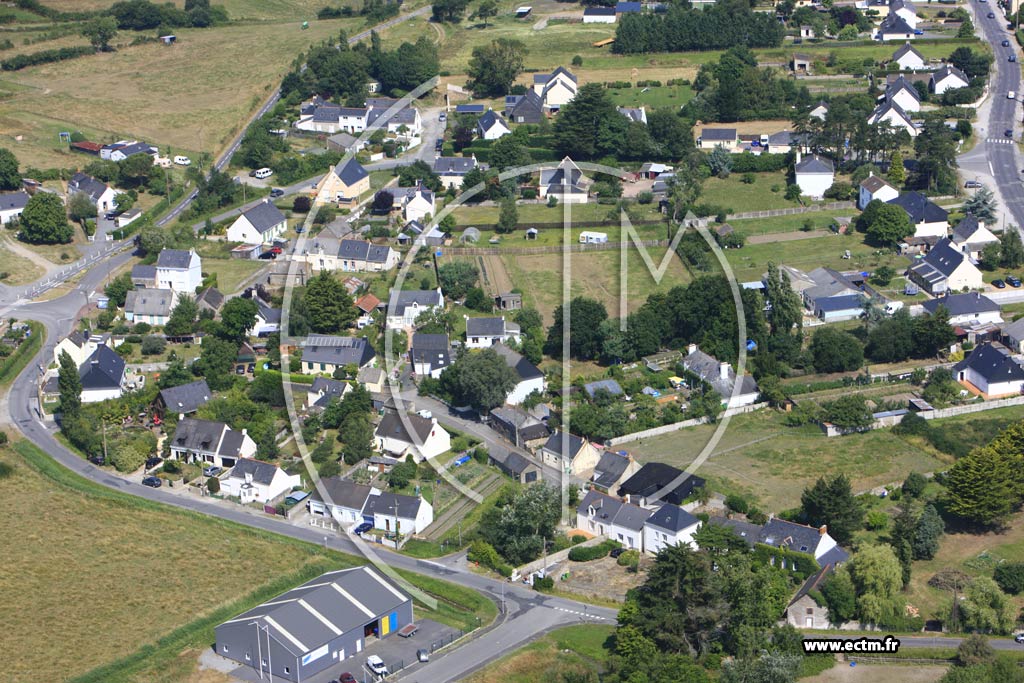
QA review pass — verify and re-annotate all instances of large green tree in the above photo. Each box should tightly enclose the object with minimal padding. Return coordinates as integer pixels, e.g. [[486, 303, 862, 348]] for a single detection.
[[0, 147, 19, 190], [866, 203, 913, 246], [20, 192, 73, 244], [339, 412, 375, 465], [846, 544, 903, 625], [544, 296, 608, 360], [218, 296, 258, 345], [164, 295, 198, 337], [68, 192, 96, 223], [103, 272, 133, 308], [437, 261, 479, 300], [809, 327, 863, 373], [439, 348, 518, 412], [466, 38, 526, 97], [58, 349, 81, 417], [495, 195, 518, 234], [553, 83, 629, 160], [193, 336, 237, 391], [960, 577, 1015, 634], [962, 187, 998, 224], [478, 484, 562, 565], [800, 474, 864, 545], [304, 273, 357, 334], [82, 15, 118, 50]]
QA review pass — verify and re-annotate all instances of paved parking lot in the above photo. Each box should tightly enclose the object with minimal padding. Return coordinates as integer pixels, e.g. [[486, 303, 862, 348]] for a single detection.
[[224, 618, 459, 683]]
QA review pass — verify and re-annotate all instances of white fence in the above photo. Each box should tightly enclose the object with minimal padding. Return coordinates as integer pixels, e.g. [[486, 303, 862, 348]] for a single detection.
[[607, 402, 768, 445]]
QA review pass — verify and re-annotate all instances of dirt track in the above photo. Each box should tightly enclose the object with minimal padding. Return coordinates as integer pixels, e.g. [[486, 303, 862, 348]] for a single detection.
[[478, 254, 514, 296]]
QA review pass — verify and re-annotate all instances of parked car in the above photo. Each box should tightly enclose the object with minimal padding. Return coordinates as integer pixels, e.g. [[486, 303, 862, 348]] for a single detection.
[[989, 11, 997, 17], [994, 279, 1007, 288], [235, 364, 246, 374], [258, 250, 277, 260], [88, 455, 105, 466], [269, 188, 284, 198], [610, 547, 626, 558], [1003, 39, 1011, 46], [269, 246, 283, 254], [965, 180, 982, 188], [434, 138, 443, 151], [338, 674, 357, 683], [913, 29, 924, 34], [1012, 55, 1018, 63], [1007, 129, 1014, 138], [1008, 275, 1022, 288], [354, 522, 373, 535], [145, 456, 163, 469], [173, 155, 191, 166], [417, 649, 429, 663], [1015, 633, 1024, 643], [142, 476, 162, 488], [366, 655, 388, 678], [203, 466, 222, 477], [247, 363, 256, 373], [438, 112, 447, 122]]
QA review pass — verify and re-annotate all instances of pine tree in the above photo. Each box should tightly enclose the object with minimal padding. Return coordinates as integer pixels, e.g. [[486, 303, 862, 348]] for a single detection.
[[913, 504, 944, 560], [1001, 229, 1024, 269], [946, 445, 1017, 526], [888, 150, 905, 187], [963, 186, 998, 223], [57, 349, 81, 418]]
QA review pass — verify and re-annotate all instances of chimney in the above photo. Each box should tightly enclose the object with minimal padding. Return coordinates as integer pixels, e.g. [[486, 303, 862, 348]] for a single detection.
[[819, 524, 828, 536], [796, 150, 802, 165], [687, 343, 697, 356], [241, 428, 248, 436], [179, 413, 185, 421], [719, 362, 729, 380]]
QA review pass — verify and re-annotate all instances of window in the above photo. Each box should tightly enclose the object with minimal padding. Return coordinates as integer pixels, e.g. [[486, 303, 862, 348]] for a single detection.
[[245, 652, 250, 661], [307, 362, 314, 370], [284, 667, 291, 674], [222, 645, 229, 653], [320, 363, 326, 371], [806, 608, 813, 615], [261, 659, 267, 667]]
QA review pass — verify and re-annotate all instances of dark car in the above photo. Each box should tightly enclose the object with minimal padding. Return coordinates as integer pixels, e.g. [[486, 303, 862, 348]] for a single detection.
[[994, 279, 1007, 288], [1007, 129, 1015, 138], [988, 11, 996, 17], [965, 180, 982, 188], [609, 547, 626, 558], [235, 365, 246, 374], [354, 522, 373, 535], [258, 251, 277, 260], [434, 138, 443, 151], [1008, 275, 1022, 287], [269, 188, 284, 198], [339, 673, 357, 683], [248, 169, 259, 177], [247, 363, 256, 373], [88, 455, 105, 466], [1003, 39, 1011, 46], [142, 476, 162, 488], [145, 456, 163, 469], [1012, 55, 1018, 63]]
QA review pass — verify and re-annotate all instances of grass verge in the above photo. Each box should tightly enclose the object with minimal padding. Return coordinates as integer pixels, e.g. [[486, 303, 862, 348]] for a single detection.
[[0, 320, 42, 386]]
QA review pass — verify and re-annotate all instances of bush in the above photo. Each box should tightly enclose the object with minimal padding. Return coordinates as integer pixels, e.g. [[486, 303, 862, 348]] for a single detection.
[[617, 549, 640, 567], [0, 430, 7, 445], [1, 45, 92, 71], [533, 575, 554, 591], [570, 534, 587, 545], [902, 471, 928, 498], [568, 540, 619, 562], [725, 494, 749, 514], [865, 509, 889, 531], [521, 188, 537, 199], [994, 562, 1024, 595], [140, 335, 167, 356], [207, 476, 220, 494], [292, 195, 311, 213]]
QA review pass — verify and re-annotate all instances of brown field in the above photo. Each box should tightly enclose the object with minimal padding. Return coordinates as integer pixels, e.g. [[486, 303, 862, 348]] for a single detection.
[[38, 0, 360, 20], [804, 663, 948, 683]]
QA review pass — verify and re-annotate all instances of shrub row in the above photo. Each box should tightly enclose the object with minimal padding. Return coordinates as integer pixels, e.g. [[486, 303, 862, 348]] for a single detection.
[[1, 45, 93, 71], [568, 539, 621, 562], [730, 152, 789, 173]]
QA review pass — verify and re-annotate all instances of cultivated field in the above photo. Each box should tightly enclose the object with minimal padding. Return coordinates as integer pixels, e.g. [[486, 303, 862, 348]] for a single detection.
[[38, 0, 360, 21]]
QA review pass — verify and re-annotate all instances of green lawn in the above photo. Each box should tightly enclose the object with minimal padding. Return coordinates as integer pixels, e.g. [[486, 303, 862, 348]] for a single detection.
[[727, 210, 857, 236], [701, 171, 801, 213], [451, 202, 661, 227], [203, 257, 266, 294], [723, 231, 904, 282], [464, 624, 613, 683], [605, 83, 694, 109]]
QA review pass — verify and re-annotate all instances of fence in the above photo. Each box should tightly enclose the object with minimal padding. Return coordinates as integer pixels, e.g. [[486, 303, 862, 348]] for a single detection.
[[384, 629, 465, 677], [607, 402, 768, 445], [924, 393, 1024, 419], [450, 219, 667, 232], [20, 240, 132, 300], [726, 201, 854, 221], [444, 240, 667, 257]]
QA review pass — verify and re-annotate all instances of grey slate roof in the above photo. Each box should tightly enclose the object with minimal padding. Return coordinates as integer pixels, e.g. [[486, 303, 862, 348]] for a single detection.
[[542, 431, 586, 458], [954, 342, 1024, 384], [309, 476, 373, 510], [506, 90, 544, 123], [334, 158, 369, 187], [0, 190, 28, 211], [892, 41, 924, 62], [887, 192, 948, 224], [860, 174, 895, 193], [240, 201, 286, 235], [682, 346, 759, 401], [113, 141, 155, 157], [951, 214, 995, 244], [646, 503, 700, 533], [617, 462, 706, 506], [433, 156, 477, 175], [375, 412, 435, 446], [886, 75, 921, 103], [310, 377, 349, 407], [805, 267, 859, 302], [869, 98, 915, 128], [476, 110, 508, 134], [158, 379, 212, 414], [577, 489, 651, 531], [489, 447, 534, 476], [922, 292, 999, 317], [338, 239, 392, 263], [156, 248, 192, 269], [910, 238, 967, 283], [227, 457, 281, 486], [584, 6, 616, 15], [125, 288, 175, 317], [312, 104, 342, 122], [583, 379, 624, 398], [701, 128, 738, 141], [68, 172, 109, 202], [172, 417, 246, 457], [363, 491, 425, 519], [815, 294, 864, 313], [795, 155, 834, 174], [492, 342, 543, 381], [221, 566, 410, 657], [466, 317, 506, 337], [255, 298, 281, 324], [302, 334, 376, 367], [388, 288, 442, 317], [196, 287, 224, 311], [931, 64, 969, 87], [410, 333, 451, 374], [131, 264, 157, 282], [455, 103, 486, 114], [759, 518, 826, 555], [591, 450, 632, 489], [878, 13, 914, 34], [79, 345, 125, 390]]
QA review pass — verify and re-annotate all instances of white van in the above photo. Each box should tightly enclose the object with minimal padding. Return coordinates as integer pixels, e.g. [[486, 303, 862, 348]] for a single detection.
[[884, 301, 905, 315], [173, 155, 191, 166], [254, 167, 273, 179], [1009, 91, 1017, 100]]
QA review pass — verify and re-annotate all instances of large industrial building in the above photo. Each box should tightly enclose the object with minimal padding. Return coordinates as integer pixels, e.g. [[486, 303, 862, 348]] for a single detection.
[[214, 566, 414, 681]]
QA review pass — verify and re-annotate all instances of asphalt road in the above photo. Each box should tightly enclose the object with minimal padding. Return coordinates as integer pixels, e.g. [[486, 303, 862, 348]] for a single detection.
[[959, 4, 1024, 230]]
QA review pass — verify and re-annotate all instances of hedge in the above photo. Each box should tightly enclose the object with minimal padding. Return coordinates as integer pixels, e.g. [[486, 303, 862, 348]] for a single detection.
[[0, 321, 42, 386], [568, 539, 620, 562], [730, 152, 789, 173], [1, 45, 93, 71]]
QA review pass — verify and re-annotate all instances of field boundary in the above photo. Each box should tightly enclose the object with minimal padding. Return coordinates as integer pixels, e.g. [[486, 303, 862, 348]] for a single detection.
[[445, 240, 667, 256]]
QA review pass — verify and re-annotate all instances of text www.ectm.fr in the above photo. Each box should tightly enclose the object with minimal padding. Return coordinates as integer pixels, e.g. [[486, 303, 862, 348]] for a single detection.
[[802, 637, 901, 654]]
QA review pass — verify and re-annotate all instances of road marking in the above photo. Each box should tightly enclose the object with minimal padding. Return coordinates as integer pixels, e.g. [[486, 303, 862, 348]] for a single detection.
[[986, 138, 1016, 145], [553, 606, 608, 620]]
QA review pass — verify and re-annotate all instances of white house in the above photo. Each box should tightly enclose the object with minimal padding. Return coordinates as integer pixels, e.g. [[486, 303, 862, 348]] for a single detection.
[[1002, 318, 1024, 353], [492, 343, 546, 405], [954, 342, 1024, 397], [876, 13, 915, 41], [308, 476, 379, 526], [169, 417, 258, 469], [409, 333, 451, 378], [539, 157, 590, 204], [385, 288, 444, 329], [884, 76, 921, 113], [868, 99, 918, 137], [930, 65, 970, 95], [465, 317, 521, 349], [401, 186, 434, 224], [100, 140, 157, 162], [643, 503, 702, 555], [858, 173, 899, 210], [155, 248, 202, 293], [892, 41, 926, 70], [681, 343, 761, 408], [888, 192, 949, 238], [68, 172, 118, 213], [582, 6, 616, 22], [226, 200, 287, 246], [78, 344, 127, 403], [301, 334, 377, 375], [374, 412, 451, 462], [124, 288, 177, 326], [576, 489, 651, 552], [363, 491, 434, 535], [540, 431, 601, 477], [0, 190, 28, 224], [889, 0, 918, 29], [922, 292, 1002, 327], [306, 377, 351, 412], [908, 238, 984, 295], [249, 299, 282, 336], [476, 110, 511, 140], [794, 153, 834, 200], [220, 458, 301, 504], [532, 66, 577, 111], [432, 156, 477, 190], [53, 330, 108, 367], [952, 214, 999, 261]]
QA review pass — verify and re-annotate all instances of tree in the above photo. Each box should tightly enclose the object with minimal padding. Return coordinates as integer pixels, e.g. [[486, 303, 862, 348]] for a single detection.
[[1001, 229, 1024, 269], [553, 84, 629, 160], [439, 348, 518, 411], [847, 545, 903, 625], [887, 150, 905, 187], [82, 16, 118, 50], [496, 195, 518, 234], [902, 471, 927, 498], [707, 145, 733, 178], [800, 474, 864, 545], [464, 287, 491, 312], [765, 262, 802, 340], [478, 484, 562, 565], [545, 297, 608, 360], [957, 634, 996, 667], [820, 569, 857, 624], [371, 190, 394, 215], [0, 147, 19, 190], [489, 135, 532, 172], [872, 265, 896, 286], [866, 203, 913, 246], [914, 119, 959, 194], [293, 195, 311, 213], [810, 327, 863, 373], [218, 297, 258, 344], [164, 295, 198, 337], [104, 272, 133, 308], [475, 0, 498, 25], [823, 395, 873, 431], [431, 0, 469, 21], [339, 411, 374, 465], [67, 192, 96, 224], [466, 39, 526, 97], [437, 261, 479, 300], [247, 371, 285, 407], [20, 192, 73, 244], [945, 444, 1018, 526], [193, 336, 237, 391], [58, 349, 81, 417], [141, 335, 167, 356], [304, 273, 357, 333], [157, 359, 192, 389], [963, 187, 997, 224], [995, 562, 1024, 595], [960, 577, 1015, 634], [912, 503, 944, 560]]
